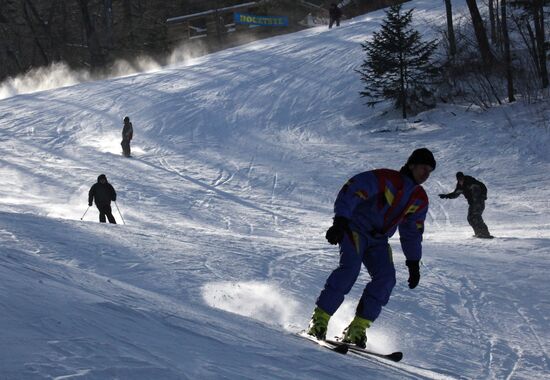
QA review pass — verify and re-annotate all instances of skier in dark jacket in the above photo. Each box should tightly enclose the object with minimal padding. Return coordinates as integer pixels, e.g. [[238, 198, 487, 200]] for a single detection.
[[307, 148, 436, 348], [88, 174, 117, 224], [121, 116, 133, 157], [439, 172, 492, 238], [328, 3, 342, 29]]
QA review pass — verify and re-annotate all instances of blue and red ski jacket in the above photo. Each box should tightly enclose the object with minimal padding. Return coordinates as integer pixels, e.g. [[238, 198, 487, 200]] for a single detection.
[[334, 169, 429, 261]]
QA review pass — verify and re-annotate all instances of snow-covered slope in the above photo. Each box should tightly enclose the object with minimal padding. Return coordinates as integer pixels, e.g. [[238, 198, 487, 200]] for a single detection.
[[1, 0, 549, 378]]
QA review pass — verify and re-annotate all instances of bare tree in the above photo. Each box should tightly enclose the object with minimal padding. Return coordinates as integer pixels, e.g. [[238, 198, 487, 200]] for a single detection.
[[465, 0, 495, 66], [501, 0, 515, 101], [76, 0, 106, 68], [510, 0, 549, 88], [531, 0, 548, 88], [495, 0, 502, 50], [22, 0, 50, 65], [444, 0, 457, 57], [488, 0, 497, 43]]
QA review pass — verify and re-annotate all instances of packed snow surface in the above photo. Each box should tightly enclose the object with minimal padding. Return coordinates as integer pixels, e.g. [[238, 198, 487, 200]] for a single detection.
[[0, 0, 549, 378]]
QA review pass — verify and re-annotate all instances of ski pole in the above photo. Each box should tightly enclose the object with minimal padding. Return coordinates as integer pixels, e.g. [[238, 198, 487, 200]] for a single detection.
[[80, 206, 90, 220], [114, 201, 126, 225]]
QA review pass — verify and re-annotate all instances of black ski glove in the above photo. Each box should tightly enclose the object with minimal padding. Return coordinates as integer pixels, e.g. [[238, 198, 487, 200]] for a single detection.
[[438, 194, 448, 199], [406, 260, 420, 289], [325, 216, 349, 245]]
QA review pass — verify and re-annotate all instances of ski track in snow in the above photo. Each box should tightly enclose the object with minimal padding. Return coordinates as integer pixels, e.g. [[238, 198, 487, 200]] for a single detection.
[[1, 0, 550, 378]]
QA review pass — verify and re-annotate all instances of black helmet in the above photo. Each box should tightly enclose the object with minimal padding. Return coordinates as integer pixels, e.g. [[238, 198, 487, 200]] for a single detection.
[[406, 148, 436, 170], [456, 171, 464, 179], [97, 174, 107, 182], [124, 116, 130, 123]]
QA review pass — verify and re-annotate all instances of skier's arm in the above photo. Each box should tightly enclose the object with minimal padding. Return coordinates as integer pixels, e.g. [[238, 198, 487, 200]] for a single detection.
[[88, 186, 94, 206], [333, 171, 379, 219], [439, 182, 462, 199], [398, 201, 428, 261], [110, 185, 117, 202], [399, 194, 428, 289]]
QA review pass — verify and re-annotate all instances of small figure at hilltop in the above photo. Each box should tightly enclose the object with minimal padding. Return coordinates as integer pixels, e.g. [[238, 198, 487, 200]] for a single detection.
[[329, 3, 342, 29], [88, 174, 117, 224]]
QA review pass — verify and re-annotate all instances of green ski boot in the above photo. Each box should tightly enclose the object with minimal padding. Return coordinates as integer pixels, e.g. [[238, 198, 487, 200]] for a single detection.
[[341, 315, 371, 348], [307, 307, 331, 340]]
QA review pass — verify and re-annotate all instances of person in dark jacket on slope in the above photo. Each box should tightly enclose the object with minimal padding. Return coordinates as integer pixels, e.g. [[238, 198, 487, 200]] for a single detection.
[[439, 172, 492, 238], [88, 174, 117, 224], [328, 3, 342, 29], [307, 148, 436, 348], [121, 116, 133, 157]]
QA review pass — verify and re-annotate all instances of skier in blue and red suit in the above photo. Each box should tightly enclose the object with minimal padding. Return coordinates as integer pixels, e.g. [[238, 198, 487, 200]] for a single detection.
[[307, 148, 436, 348]]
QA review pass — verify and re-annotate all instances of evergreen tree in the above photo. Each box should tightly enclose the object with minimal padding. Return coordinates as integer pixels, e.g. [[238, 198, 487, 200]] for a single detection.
[[358, 4, 438, 118]]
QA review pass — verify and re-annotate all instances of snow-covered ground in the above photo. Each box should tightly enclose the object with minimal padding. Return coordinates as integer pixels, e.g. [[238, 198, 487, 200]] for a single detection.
[[1, 1, 549, 378]]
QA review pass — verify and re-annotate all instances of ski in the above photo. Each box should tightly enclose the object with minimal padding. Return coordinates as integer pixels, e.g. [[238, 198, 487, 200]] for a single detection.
[[297, 332, 349, 354], [325, 339, 403, 362]]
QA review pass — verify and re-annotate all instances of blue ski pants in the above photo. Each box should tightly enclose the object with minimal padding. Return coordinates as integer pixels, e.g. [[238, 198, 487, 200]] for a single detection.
[[316, 230, 396, 322]]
